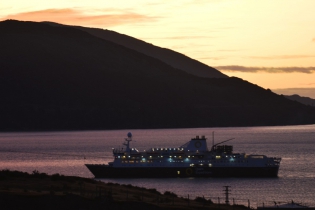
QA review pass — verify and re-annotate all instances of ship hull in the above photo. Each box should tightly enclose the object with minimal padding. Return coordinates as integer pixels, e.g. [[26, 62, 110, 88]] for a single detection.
[[85, 164, 279, 178]]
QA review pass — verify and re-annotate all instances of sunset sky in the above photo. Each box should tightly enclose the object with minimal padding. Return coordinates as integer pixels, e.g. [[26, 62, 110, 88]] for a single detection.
[[1, 0, 315, 98]]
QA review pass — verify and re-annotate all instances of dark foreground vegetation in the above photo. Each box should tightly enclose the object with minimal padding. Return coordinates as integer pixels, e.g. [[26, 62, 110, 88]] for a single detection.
[[0, 170, 248, 210]]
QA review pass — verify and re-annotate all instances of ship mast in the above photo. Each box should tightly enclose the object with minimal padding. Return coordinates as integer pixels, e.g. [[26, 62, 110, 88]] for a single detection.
[[123, 132, 133, 153], [212, 131, 214, 150]]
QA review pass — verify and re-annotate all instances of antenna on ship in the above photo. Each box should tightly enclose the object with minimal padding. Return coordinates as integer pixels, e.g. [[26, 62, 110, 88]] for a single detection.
[[212, 131, 214, 150], [124, 132, 133, 153], [127, 132, 132, 139]]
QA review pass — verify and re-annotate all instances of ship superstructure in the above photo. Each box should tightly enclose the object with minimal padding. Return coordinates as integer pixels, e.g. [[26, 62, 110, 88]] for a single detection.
[[85, 133, 281, 178]]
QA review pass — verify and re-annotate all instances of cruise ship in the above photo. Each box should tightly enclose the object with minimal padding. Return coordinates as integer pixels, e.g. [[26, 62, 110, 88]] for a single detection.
[[85, 133, 281, 178]]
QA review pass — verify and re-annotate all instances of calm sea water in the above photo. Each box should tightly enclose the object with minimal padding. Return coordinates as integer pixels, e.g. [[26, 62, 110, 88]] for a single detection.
[[1, 125, 315, 207]]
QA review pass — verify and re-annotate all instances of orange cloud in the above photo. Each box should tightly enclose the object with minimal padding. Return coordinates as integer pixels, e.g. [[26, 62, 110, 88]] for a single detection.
[[141, 36, 215, 40], [299, 82, 315, 86], [248, 55, 315, 60], [199, 56, 226, 60], [313, 38, 315, 42], [0, 8, 157, 27], [215, 65, 315, 73]]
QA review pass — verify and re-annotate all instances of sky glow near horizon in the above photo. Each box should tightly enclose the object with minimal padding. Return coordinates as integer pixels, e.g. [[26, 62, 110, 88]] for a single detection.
[[1, 0, 315, 97]]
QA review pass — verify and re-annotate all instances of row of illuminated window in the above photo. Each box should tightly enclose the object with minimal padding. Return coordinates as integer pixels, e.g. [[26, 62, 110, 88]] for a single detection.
[[115, 156, 249, 162], [120, 160, 154, 164], [150, 148, 184, 152], [212, 160, 249, 163], [115, 155, 185, 159]]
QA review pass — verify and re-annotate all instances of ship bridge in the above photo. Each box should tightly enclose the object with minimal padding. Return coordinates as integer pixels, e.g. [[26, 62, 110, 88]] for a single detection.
[[180, 135, 208, 152]]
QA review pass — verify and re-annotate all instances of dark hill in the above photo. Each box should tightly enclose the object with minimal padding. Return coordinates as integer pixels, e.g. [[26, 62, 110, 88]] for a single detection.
[[285, 94, 315, 106], [1, 20, 315, 131], [42, 21, 227, 79]]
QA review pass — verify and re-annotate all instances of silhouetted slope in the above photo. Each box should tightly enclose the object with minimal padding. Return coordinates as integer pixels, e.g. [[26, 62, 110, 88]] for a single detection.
[[285, 95, 315, 106], [43, 21, 227, 79], [1, 20, 315, 131]]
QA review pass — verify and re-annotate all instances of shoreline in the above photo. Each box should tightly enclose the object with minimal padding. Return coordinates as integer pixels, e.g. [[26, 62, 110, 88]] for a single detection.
[[1, 123, 315, 133], [0, 170, 248, 210]]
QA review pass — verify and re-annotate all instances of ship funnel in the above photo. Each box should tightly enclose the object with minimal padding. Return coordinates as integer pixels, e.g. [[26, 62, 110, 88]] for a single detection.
[[182, 135, 208, 152]]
